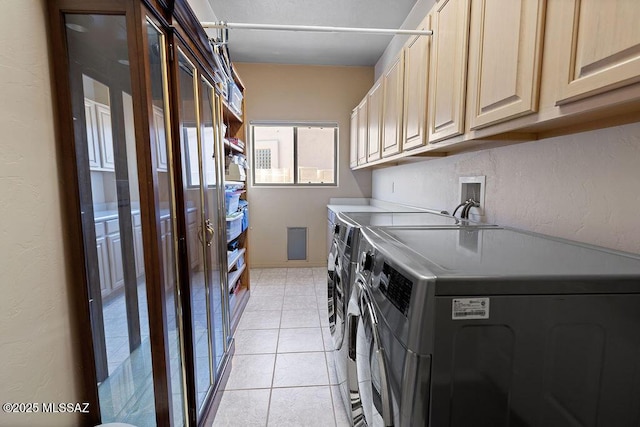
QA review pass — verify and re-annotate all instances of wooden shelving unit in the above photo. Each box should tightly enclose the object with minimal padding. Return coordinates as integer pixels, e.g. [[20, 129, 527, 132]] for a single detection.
[[221, 68, 250, 332]]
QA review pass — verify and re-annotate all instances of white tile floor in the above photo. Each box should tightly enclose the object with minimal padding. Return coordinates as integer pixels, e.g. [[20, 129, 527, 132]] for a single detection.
[[212, 267, 351, 427]]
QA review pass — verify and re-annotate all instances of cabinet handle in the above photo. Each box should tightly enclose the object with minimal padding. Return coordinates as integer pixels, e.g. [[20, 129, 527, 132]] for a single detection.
[[205, 218, 215, 246]]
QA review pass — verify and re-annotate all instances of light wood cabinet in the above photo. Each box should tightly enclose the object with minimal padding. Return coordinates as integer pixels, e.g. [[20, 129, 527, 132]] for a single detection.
[[367, 78, 384, 162], [555, 0, 640, 104], [427, 0, 470, 143], [357, 98, 368, 165], [467, 0, 545, 129], [402, 15, 431, 152], [350, 108, 358, 168], [382, 52, 405, 157]]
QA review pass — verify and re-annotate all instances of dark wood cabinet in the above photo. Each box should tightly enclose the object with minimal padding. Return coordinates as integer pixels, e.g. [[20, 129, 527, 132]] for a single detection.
[[47, 0, 246, 425]]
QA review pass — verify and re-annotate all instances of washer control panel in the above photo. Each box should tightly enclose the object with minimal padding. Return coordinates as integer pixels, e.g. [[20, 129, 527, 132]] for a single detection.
[[379, 262, 413, 317]]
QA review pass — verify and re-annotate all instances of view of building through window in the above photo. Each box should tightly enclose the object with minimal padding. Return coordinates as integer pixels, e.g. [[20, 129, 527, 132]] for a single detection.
[[252, 123, 337, 185]]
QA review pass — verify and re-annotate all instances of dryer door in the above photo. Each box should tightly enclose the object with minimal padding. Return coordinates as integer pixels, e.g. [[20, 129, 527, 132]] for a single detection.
[[328, 239, 345, 349], [349, 278, 394, 427]]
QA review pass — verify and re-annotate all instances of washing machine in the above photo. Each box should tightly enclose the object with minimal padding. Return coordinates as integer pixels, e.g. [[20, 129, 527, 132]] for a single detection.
[[327, 210, 492, 423], [348, 225, 640, 426]]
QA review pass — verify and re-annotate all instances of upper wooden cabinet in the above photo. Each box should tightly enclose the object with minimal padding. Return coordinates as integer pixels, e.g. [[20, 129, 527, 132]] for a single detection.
[[350, 108, 358, 168], [403, 15, 431, 151], [466, 0, 546, 129], [367, 78, 384, 162], [555, 0, 640, 105], [428, 0, 471, 143], [357, 98, 368, 165], [382, 52, 405, 157]]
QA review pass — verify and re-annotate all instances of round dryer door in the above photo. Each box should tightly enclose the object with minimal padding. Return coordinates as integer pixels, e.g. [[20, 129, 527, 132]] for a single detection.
[[350, 279, 394, 427], [327, 240, 345, 349]]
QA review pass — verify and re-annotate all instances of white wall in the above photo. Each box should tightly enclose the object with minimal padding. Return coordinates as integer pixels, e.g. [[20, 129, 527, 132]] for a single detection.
[[0, 1, 82, 426], [373, 123, 640, 254], [235, 63, 374, 267]]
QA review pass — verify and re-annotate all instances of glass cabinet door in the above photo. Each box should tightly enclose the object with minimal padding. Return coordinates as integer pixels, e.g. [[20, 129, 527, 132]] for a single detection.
[[176, 48, 227, 420], [64, 13, 156, 425], [200, 78, 228, 379], [144, 17, 186, 426]]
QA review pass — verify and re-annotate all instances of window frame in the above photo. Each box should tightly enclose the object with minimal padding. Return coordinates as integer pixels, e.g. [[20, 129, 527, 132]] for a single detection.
[[250, 121, 339, 187]]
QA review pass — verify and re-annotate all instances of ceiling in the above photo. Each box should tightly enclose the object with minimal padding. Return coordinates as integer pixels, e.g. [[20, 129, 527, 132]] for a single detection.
[[207, 0, 419, 66]]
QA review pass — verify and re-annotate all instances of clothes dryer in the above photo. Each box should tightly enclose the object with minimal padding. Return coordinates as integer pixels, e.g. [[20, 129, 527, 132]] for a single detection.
[[348, 226, 640, 426]]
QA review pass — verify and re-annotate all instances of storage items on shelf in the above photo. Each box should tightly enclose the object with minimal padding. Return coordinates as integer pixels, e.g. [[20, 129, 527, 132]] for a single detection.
[[225, 190, 242, 215], [226, 211, 244, 242]]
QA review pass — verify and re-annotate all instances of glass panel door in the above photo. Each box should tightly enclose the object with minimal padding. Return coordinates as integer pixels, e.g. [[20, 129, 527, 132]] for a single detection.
[[145, 18, 185, 426], [176, 50, 212, 413], [64, 13, 156, 425], [176, 49, 227, 419], [200, 79, 227, 377]]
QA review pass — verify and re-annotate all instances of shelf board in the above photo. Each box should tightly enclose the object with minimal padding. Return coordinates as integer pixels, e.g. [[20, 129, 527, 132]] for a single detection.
[[222, 99, 242, 123], [227, 248, 246, 272], [225, 180, 246, 185], [228, 263, 246, 292]]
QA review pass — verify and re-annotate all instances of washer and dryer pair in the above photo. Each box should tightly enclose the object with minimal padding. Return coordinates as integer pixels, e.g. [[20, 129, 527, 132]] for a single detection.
[[326, 210, 486, 426], [346, 225, 640, 427]]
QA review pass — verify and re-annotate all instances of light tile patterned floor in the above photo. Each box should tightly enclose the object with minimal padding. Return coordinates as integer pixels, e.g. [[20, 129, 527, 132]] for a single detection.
[[212, 267, 351, 427]]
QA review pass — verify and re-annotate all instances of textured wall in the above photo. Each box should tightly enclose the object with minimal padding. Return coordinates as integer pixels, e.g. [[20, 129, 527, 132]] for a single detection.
[[372, 122, 640, 255], [234, 63, 373, 267], [0, 1, 82, 426]]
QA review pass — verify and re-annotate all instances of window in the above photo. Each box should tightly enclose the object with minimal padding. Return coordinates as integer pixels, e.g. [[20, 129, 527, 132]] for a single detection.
[[251, 123, 338, 186]]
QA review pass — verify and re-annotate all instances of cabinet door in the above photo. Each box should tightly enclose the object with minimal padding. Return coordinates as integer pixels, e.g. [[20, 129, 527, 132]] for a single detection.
[[350, 108, 358, 168], [382, 52, 405, 157], [96, 104, 115, 170], [403, 16, 431, 151], [107, 233, 124, 291], [428, 0, 471, 143], [367, 78, 383, 162], [357, 98, 368, 165], [153, 105, 168, 171], [555, 0, 640, 104], [84, 99, 101, 169], [96, 236, 111, 297], [467, 0, 545, 129]]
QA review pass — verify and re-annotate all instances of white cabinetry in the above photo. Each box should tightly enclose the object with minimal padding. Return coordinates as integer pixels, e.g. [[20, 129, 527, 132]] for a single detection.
[[95, 222, 112, 298], [153, 105, 168, 171], [85, 98, 115, 171], [85, 99, 101, 169], [105, 219, 124, 292]]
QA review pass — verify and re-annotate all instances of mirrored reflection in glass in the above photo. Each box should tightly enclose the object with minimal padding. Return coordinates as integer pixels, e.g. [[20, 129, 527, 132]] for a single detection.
[[65, 13, 156, 425], [146, 19, 185, 426]]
